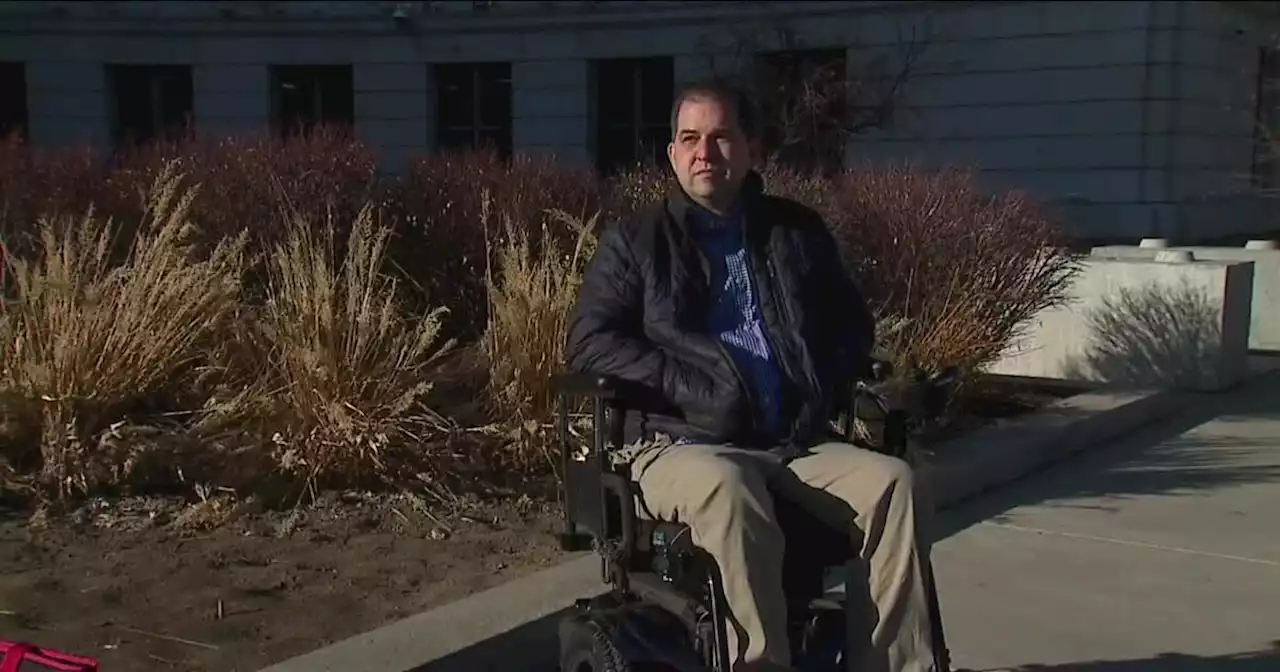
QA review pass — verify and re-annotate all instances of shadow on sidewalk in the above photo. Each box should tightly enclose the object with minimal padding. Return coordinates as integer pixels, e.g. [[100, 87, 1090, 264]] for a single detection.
[[934, 371, 1280, 542], [989, 640, 1280, 671]]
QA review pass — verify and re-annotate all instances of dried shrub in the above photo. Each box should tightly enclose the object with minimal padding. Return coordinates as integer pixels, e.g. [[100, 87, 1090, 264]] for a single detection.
[[222, 204, 456, 492], [0, 165, 246, 500], [0, 129, 377, 286], [105, 127, 377, 248], [0, 134, 1079, 503], [0, 135, 105, 256], [796, 163, 1078, 374], [390, 150, 605, 335], [603, 163, 671, 216], [482, 197, 598, 472]]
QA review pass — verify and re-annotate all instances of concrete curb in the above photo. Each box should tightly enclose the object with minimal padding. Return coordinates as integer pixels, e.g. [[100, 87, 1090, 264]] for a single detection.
[[260, 385, 1190, 672], [920, 386, 1189, 507]]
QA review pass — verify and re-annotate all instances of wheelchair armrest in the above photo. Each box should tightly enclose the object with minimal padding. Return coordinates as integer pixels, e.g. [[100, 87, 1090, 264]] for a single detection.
[[553, 371, 665, 413], [553, 371, 624, 399]]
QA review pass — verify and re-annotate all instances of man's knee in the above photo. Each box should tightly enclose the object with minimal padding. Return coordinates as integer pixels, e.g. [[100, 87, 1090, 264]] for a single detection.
[[637, 446, 775, 522], [846, 447, 915, 498], [681, 453, 772, 516], [878, 454, 915, 496], [795, 443, 921, 516]]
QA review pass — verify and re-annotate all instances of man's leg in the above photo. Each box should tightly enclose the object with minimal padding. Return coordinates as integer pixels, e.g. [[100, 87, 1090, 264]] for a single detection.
[[774, 442, 936, 672], [628, 441, 793, 671]]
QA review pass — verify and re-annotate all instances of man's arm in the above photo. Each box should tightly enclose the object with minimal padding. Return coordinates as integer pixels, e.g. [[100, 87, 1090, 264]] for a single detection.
[[806, 214, 877, 380], [565, 222, 727, 417], [565, 222, 669, 388]]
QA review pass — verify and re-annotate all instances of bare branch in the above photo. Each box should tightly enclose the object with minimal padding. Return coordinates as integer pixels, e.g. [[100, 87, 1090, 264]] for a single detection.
[[695, 17, 932, 173]]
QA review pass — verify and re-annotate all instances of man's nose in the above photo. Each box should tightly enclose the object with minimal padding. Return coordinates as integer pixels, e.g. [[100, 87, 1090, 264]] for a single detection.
[[694, 136, 716, 161]]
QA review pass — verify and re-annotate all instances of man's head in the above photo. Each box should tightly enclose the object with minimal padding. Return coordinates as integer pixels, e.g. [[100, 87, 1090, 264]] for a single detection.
[[667, 80, 761, 215]]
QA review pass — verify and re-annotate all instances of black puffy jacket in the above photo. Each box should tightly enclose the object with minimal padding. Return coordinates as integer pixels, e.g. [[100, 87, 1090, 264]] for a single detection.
[[565, 171, 876, 449]]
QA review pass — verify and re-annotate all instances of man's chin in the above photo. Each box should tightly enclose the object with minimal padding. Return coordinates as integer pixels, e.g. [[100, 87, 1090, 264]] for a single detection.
[[688, 178, 724, 197]]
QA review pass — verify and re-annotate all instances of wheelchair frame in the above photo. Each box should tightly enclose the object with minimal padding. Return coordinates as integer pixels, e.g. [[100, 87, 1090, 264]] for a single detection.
[[553, 366, 954, 672]]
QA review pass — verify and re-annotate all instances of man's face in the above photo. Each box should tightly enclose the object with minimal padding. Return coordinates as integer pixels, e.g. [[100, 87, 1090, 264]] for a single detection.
[[667, 94, 756, 213]]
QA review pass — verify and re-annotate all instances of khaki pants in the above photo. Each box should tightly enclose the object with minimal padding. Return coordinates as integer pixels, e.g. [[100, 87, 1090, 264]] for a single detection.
[[625, 439, 936, 672]]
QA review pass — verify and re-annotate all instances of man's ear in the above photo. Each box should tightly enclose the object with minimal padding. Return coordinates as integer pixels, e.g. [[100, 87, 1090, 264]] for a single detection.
[[667, 141, 677, 170]]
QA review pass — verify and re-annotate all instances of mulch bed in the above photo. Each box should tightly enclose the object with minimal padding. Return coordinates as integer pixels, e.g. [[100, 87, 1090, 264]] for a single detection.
[[0, 491, 568, 672], [0, 375, 1081, 672]]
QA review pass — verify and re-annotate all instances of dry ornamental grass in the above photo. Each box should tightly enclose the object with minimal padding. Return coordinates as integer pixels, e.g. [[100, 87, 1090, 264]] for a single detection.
[[0, 134, 1079, 507]]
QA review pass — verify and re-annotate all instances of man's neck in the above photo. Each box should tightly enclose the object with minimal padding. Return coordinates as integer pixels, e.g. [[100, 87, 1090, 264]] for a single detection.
[[689, 192, 740, 219]]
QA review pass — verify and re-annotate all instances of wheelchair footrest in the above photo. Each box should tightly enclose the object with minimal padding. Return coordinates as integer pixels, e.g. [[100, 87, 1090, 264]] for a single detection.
[[807, 597, 844, 611]]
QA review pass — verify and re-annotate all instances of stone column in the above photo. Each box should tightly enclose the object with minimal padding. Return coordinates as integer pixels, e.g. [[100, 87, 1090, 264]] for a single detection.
[[512, 59, 590, 163], [192, 64, 270, 140], [354, 63, 431, 174]]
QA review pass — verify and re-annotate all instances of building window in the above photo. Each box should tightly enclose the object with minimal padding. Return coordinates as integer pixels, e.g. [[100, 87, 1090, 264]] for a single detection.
[[107, 64, 194, 147], [0, 63, 27, 140], [594, 57, 673, 174], [756, 48, 848, 172], [269, 65, 355, 136], [1252, 47, 1279, 190], [435, 62, 512, 157]]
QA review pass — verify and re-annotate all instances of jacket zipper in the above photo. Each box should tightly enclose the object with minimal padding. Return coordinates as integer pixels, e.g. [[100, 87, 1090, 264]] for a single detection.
[[744, 224, 808, 444], [765, 255, 816, 441], [750, 253, 797, 441]]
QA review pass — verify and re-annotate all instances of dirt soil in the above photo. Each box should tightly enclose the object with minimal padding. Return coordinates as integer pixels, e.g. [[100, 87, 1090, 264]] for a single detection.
[[0, 377, 1078, 672], [0, 491, 568, 672]]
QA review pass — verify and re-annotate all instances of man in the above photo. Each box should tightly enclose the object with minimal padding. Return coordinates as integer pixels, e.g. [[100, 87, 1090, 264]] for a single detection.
[[566, 79, 937, 672]]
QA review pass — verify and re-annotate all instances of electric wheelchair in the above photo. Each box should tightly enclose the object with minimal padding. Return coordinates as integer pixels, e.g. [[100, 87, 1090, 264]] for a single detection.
[[553, 360, 959, 672]]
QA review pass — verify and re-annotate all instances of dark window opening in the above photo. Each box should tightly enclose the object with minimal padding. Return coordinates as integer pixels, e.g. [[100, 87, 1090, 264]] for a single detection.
[[0, 63, 27, 141], [435, 62, 513, 158], [270, 64, 355, 137], [594, 57, 673, 175], [108, 64, 194, 148]]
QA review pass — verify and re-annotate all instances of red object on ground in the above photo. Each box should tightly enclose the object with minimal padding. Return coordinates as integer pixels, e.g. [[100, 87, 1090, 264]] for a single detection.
[[0, 641, 100, 672]]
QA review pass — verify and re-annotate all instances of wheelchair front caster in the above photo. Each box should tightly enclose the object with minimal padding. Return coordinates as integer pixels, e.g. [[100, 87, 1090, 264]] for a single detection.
[[561, 619, 634, 672], [559, 596, 703, 672]]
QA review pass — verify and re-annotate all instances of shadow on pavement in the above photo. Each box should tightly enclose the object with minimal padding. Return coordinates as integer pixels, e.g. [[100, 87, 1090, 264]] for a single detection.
[[409, 610, 562, 671], [989, 640, 1280, 671], [934, 371, 1280, 542]]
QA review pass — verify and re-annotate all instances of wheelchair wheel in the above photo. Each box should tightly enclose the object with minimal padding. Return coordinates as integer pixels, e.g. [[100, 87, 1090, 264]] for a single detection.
[[561, 619, 632, 672], [561, 620, 680, 672]]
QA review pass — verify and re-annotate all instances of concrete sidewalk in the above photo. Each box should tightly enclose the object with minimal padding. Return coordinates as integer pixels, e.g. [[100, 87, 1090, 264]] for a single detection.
[[931, 371, 1280, 671]]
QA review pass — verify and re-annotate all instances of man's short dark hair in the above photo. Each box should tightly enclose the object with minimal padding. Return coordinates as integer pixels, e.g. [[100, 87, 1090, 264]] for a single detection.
[[669, 78, 760, 141]]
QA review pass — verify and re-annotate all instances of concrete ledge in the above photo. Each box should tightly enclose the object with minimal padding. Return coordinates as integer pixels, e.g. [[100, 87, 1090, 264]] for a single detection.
[[260, 386, 1190, 672], [986, 256, 1255, 391], [1091, 244, 1280, 352], [919, 387, 1187, 507]]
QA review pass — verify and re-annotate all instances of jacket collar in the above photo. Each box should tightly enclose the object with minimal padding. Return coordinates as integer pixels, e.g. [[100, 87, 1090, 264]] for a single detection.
[[665, 169, 765, 229]]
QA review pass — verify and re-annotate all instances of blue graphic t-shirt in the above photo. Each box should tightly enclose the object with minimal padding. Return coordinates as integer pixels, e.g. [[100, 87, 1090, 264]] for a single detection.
[[688, 208, 786, 443]]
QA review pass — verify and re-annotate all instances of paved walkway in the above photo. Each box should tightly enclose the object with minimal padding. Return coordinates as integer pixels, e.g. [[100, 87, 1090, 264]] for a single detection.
[[932, 371, 1280, 671]]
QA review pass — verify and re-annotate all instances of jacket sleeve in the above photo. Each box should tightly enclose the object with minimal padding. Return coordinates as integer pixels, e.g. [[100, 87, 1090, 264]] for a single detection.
[[807, 214, 877, 380], [565, 222, 728, 418]]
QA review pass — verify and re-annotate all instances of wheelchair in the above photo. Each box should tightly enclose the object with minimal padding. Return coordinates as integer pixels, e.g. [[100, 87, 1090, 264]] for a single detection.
[[552, 361, 958, 672]]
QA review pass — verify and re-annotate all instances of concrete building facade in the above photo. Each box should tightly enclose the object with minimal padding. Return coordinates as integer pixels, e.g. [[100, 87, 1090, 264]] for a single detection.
[[0, 0, 1277, 240]]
